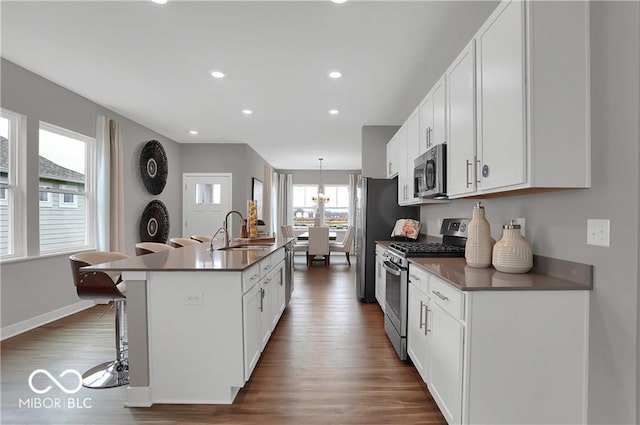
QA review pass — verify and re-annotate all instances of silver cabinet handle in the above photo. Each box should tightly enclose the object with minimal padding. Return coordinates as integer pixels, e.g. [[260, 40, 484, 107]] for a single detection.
[[259, 287, 264, 312], [409, 273, 421, 282], [250, 273, 259, 281], [476, 159, 481, 184], [428, 127, 432, 147], [264, 278, 272, 284], [432, 290, 449, 301], [425, 307, 431, 335], [264, 264, 272, 271], [466, 160, 472, 188], [388, 162, 392, 175], [419, 300, 426, 329]]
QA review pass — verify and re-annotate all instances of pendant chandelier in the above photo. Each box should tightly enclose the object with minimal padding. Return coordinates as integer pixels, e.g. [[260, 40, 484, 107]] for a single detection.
[[312, 157, 330, 203]]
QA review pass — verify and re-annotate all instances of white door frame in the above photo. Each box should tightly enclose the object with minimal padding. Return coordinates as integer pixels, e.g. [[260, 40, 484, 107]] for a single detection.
[[182, 173, 233, 237]]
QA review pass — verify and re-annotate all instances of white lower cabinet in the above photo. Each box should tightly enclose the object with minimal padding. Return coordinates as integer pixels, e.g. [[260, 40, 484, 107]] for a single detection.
[[242, 249, 286, 381], [428, 301, 464, 425], [242, 283, 261, 380], [407, 263, 589, 424], [375, 245, 387, 310], [407, 282, 429, 382]]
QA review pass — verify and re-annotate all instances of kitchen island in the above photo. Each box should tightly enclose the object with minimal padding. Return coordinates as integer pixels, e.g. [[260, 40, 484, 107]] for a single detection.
[[85, 237, 294, 407]]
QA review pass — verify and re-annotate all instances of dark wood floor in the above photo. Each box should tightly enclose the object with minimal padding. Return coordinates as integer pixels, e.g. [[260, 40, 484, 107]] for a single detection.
[[1, 256, 446, 425]]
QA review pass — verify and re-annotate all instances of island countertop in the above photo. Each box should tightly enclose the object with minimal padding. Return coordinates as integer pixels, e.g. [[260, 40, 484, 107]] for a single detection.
[[84, 236, 294, 272]]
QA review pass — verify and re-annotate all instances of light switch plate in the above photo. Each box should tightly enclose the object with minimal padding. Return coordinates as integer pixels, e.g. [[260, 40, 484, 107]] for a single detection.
[[587, 219, 610, 247]]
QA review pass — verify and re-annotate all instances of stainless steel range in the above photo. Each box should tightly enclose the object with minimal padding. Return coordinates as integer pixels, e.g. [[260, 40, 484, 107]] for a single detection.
[[383, 218, 468, 361]]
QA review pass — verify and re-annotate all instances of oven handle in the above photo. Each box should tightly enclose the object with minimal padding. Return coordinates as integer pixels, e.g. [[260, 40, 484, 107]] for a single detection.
[[383, 260, 403, 276]]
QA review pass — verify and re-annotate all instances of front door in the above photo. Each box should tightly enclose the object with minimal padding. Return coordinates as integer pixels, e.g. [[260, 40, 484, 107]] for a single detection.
[[183, 173, 232, 238]]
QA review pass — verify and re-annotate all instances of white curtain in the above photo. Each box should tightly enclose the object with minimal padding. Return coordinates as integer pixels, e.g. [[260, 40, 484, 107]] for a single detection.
[[95, 115, 125, 253], [271, 170, 279, 235], [277, 173, 293, 233], [348, 173, 360, 228], [263, 164, 273, 235]]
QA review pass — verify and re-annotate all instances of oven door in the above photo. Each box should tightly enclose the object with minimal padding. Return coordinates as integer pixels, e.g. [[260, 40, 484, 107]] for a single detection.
[[383, 260, 407, 338]]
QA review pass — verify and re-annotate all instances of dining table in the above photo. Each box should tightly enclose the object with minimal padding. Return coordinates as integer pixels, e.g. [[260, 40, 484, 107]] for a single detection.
[[297, 231, 338, 241]]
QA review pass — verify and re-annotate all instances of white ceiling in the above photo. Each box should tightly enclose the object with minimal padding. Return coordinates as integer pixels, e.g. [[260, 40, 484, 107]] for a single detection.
[[1, 0, 498, 170]]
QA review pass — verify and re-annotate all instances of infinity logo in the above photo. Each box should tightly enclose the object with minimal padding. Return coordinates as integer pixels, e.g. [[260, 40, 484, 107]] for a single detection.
[[28, 369, 83, 395]]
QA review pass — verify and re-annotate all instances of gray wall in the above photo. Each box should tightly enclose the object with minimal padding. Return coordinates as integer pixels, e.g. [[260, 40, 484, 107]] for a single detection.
[[1, 59, 182, 328], [418, 3, 639, 422], [361, 126, 399, 178], [180, 143, 271, 235]]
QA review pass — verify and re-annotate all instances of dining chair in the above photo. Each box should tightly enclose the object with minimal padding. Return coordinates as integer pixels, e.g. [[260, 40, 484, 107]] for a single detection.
[[307, 226, 330, 268], [282, 225, 308, 253], [135, 242, 174, 256], [69, 251, 130, 388], [169, 237, 202, 248], [330, 226, 354, 266]]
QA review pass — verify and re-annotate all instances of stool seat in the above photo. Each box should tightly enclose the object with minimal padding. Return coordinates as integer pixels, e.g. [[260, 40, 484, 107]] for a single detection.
[[135, 242, 173, 256], [70, 251, 130, 388]]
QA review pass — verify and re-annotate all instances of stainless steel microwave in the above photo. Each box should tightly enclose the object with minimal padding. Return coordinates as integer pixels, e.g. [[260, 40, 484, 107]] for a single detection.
[[414, 143, 447, 199]]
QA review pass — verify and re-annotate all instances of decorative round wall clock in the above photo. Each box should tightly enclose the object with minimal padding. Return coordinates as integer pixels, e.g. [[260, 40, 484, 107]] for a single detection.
[[139, 140, 168, 195], [139, 200, 170, 243]]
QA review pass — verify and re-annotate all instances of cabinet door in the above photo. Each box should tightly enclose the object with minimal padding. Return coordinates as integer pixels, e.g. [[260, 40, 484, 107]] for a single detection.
[[386, 135, 399, 178], [447, 40, 476, 198], [270, 264, 286, 329], [428, 302, 464, 425], [405, 110, 420, 204], [259, 280, 272, 351], [396, 125, 410, 205], [407, 283, 429, 382], [432, 78, 446, 147], [476, 0, 526, 191], [375, 254, 386, 311], [419, 94, 433, 155], [242, 285, 261, 381]]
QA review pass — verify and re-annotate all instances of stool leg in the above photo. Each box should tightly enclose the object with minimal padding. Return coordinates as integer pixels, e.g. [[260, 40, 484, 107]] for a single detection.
[[81, 299, 129, 389]]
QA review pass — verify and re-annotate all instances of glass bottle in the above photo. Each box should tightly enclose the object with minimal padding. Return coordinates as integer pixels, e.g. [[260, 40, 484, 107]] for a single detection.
[[465, 201, 492, 268]]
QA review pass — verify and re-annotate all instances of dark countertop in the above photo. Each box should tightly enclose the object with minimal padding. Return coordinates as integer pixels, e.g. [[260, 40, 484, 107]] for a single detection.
[[84, 237, 294, 272], [376, 239, 592, 291]]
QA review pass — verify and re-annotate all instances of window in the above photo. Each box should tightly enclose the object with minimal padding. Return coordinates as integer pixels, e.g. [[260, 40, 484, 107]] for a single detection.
[[292, 184, 318, 227], [323, 185, 350, 228], [59, 184, 79, 208], [39, 122, 94, 253], [195, 183, 221, 205], [39, 184, 53, 207], [0, 109, 25, 258]]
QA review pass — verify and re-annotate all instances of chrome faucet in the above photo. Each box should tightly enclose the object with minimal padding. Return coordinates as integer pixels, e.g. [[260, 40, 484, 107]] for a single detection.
[[208, 227, 227, 251], [223, 210, 245, 247]]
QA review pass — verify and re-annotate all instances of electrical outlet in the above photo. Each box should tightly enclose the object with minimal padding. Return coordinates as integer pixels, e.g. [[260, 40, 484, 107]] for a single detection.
[[185, 293, 204, 305], [515, 218, 526, 237], [587, 219, 610, 247]]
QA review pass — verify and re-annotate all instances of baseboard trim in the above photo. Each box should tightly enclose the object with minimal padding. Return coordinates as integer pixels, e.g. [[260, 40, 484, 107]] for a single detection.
[[1, 300, 95, 341]]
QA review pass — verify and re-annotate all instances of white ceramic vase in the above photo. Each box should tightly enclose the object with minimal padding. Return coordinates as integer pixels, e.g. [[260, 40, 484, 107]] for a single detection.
[[492, 220, 533, 273], [465, 202, 493, 268]]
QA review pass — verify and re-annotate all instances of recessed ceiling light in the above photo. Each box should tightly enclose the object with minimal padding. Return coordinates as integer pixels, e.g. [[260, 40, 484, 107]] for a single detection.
[[329, 109, 340, 115], [211, 71, 226, 79], [242, 109, 253, 115], [329, 71, 342, 79], [189, 130, 198, 135], [151, 0, 168, 4], [331, 0, 348, 4]]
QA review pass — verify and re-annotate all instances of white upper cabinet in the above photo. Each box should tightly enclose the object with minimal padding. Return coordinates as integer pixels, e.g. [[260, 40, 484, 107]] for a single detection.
[[386, 133, 399, 178], [447, 40, 477, 198], [464, 0, 590, 197], [419, 77, 447, 156], [475, 0, 526, 192]]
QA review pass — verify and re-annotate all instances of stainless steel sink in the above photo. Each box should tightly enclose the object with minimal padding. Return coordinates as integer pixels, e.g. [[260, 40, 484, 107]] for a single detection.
[[217, 244, 273, 251]]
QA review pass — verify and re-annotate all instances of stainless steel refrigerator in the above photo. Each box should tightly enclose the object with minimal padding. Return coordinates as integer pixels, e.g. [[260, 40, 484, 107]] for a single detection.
[[354, 177, 419, 302]]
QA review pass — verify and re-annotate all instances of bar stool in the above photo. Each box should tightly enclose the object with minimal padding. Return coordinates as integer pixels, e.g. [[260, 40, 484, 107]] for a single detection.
[[135, 242, 173, 256], [169, 237, 201, 248], [69, 251, 129, 388]]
